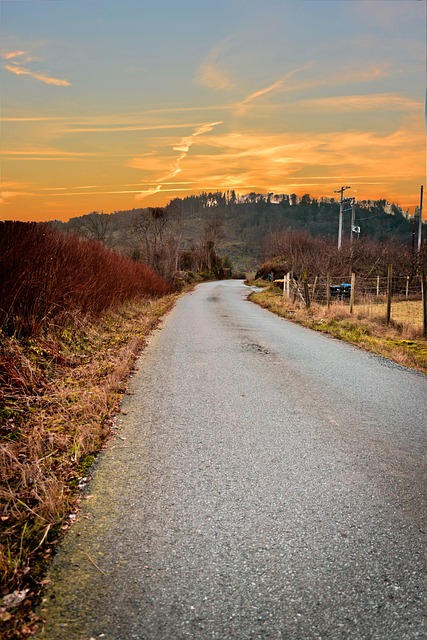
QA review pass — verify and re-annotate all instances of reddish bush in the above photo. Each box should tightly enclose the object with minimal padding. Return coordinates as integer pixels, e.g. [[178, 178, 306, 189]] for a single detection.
[[258, 230, 418, 279], [0, 221, 172, 336]]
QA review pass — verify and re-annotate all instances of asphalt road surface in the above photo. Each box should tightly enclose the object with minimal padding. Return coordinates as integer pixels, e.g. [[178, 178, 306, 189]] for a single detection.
[[40, 280, 426, 640]]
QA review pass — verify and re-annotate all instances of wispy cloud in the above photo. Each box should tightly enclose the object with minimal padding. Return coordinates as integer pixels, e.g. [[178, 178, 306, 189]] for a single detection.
[[62, 122, 214, 133], [238, 77, 287, 109], [2, 149, 109, 161], [279, 64, 391, 95], [2, 50, 70, 87], [236, 62, 392, 114], [4, 63, 71, 87], [126, 118, 424, 206], [295, 93, 422, 112], [195, 39, 234, 91], [2, 50, 27, 60], [37, 187, 68, 191], [2, 182, 156, 204], [0, 179, 35, 205], [2, 116, 70, 122], [132, 121, 223, 200], [236, 63, 313, 113], [2, 108, 234, 127], [35, 189, 150, 197]]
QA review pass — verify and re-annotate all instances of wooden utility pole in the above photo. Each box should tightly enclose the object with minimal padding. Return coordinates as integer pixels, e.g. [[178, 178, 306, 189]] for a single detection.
[[417, 185, 424, 253], [334, 186, 351, 250]]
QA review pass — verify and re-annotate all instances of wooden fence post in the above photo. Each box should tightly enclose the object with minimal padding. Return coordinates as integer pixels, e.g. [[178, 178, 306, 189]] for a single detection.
[[312, 275, 318, 300], [349, 272, 356, 314], [422, 271, 427, 339], [376, 276, 380, 296], [303, 271, 310, 308], [406, 275, 410, 298], [327, 274, 331, 308], [386, 264, 393, 325]]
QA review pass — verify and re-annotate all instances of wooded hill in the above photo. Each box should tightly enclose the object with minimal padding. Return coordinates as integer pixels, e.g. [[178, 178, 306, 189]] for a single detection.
[[54, 192, 423, 274]]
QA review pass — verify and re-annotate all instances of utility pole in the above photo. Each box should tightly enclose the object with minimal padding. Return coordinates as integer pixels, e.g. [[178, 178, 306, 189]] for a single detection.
[[334, 186, 351, 250], [349, 198, 358, 274], [417, 185, 424, 253], [350, 197, 355, 243]]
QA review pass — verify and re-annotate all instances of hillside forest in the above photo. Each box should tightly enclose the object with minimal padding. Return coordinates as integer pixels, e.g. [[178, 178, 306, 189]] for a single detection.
[[54, 191, 426, 280]]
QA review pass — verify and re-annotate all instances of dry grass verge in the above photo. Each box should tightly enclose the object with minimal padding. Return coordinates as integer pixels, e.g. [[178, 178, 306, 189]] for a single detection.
[[0, 294, 176, 638], [250, 286, 427, 375]]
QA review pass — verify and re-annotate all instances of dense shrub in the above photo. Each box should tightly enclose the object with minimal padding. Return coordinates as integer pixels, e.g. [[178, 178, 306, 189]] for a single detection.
[[0, 222, 172, 336]]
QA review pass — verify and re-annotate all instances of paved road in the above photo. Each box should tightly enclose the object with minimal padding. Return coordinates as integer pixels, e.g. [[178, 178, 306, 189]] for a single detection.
[[40, 280, 426, 640]]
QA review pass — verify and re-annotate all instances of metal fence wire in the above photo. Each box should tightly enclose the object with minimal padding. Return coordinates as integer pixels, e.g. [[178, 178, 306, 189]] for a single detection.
[[310, 275, 422, 303], [280, 271, 427, 336]]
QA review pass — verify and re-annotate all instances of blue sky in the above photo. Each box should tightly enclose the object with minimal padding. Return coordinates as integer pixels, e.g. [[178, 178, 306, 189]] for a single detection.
[[1, 0, 425, 220]]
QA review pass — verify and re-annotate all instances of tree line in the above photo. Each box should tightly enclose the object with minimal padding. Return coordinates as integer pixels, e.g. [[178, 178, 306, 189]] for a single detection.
[[54, 191, 424, 276], [174, 191, 416, 244]]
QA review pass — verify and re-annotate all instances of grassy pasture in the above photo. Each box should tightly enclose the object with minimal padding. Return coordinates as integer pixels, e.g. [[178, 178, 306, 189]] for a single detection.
[[354, 299, 423, 330]]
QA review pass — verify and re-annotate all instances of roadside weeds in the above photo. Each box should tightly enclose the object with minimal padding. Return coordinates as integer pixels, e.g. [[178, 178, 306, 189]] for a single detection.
[[0, 294, 176, 638]]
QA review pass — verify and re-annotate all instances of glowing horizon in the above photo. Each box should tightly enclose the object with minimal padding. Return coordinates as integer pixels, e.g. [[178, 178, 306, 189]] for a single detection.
[[1, 0, 425, 222]]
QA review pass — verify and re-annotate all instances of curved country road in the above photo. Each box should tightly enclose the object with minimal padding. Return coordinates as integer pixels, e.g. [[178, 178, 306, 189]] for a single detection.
[[40, 280, 426, 639]]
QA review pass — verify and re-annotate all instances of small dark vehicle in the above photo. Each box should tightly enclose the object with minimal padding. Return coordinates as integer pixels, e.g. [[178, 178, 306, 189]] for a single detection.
[[330, 283, 351, 299]]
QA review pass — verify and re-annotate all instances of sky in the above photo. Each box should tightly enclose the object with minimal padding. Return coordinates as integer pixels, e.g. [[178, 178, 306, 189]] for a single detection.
[[0, 0, 426, 222]]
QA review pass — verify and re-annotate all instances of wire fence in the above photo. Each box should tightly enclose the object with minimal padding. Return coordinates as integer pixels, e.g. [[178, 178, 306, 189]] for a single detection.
[[309, 275, 422, 303], [280, 270, 427, 337]]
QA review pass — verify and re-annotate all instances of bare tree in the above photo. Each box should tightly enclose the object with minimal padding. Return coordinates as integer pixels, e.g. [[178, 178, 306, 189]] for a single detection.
[[199, 216, 225, 273], [68, 211, 118, 247], [129, 206, 181, 278]]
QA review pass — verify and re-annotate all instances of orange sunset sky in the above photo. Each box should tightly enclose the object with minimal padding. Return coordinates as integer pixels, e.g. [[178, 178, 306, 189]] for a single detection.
[[1, 0, 426, 222]]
